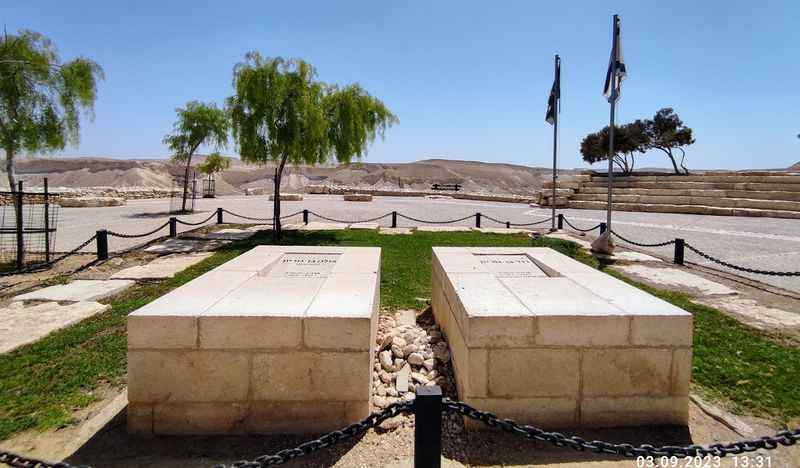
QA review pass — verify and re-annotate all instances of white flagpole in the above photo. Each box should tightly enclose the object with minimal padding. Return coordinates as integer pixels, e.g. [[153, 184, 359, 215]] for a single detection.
[[551, 54, 559, 231]]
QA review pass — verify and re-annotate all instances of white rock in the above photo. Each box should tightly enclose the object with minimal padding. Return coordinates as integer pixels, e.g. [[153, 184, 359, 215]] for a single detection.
[[379, 350, 394, 371], [373, 396, 388, 408], [376, 385, 387, 397], [401, 392, 416, 402], [394, 358, 404, 370], [387, 387, 399, 397], [379, 370, 393, 384], [403, 344, 418, 356], [423, 359, 435, 371], [391, 344, 405, 358], [392, 336, 407, 348], [407, 352, 424, 366], [411, 372, 429, 385]]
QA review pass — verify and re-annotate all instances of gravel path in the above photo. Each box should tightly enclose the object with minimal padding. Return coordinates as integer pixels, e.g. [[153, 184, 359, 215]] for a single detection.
[[48, 194, 800, 294]]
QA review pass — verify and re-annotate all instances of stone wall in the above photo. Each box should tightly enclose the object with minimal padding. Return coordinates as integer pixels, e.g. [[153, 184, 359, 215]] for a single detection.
[[305, 185, 535, 204], [0, 187, 180, 206]]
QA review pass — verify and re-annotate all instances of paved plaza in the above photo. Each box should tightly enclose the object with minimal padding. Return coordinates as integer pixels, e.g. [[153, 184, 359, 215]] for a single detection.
[[50, 194, 800, 294]]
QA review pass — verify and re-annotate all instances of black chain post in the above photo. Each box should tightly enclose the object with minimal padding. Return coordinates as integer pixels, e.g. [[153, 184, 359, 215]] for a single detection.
[[169, 217, 177, 238], [599, 222, 607, 234], [415, 385, 442, 468], [557, 213, 564, 230], [216, 207, 223, 224], [96, 229, 108, 261], [674, 238, 685, 265], [303, 209, 309, 225], [506, 221, 510, 229], [391, 211, 397, 228], [475, 212, 481, 228]]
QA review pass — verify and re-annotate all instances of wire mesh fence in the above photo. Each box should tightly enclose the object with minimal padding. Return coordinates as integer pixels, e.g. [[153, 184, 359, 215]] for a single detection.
[[0, 189, 59, 272]]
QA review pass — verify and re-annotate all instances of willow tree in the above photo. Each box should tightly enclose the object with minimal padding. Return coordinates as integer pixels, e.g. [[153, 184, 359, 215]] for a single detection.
[[228, 53, 397, 238], [198, 152, 232, 176], [0, 30, 103, 191], [163, 101, 228, 212]]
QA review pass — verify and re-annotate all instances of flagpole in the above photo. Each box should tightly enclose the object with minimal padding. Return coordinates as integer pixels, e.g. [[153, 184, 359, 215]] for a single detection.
[[551, 54, 559, 231], [592, 14, 619, 254]]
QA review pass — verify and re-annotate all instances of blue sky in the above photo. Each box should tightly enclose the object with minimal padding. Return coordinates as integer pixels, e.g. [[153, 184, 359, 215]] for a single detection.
[[3, 0, 798, 169]]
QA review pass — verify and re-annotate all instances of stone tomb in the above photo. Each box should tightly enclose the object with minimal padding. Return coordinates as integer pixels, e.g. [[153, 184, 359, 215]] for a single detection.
[[127, 246, 380, 435], [432, 247, 692, 428]]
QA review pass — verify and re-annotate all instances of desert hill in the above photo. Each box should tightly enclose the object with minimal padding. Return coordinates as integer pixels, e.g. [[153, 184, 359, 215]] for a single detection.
[[2, 156, 575, 196], [790, 161, 800, 171]]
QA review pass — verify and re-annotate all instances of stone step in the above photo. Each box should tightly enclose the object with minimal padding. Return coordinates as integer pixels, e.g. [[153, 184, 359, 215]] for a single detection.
[[578, 186, 800, 201], [570, 193, 800, 212], [582, 180, 800, 192], [590, 174, 800, 184], [566, 200, 800, 219]]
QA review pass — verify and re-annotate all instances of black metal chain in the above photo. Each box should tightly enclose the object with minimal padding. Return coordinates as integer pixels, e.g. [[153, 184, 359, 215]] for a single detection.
[[562, 217, 602, 232], [307, 210, 391, 224], [107, 221, 170, 239], [611, 230, 676, 248], [220, 209, 273, 223], [214, 402, 413, 467], [445, 399, 800, 458], [685, 243, 800, 277], [0, 450, 88, 468], [397, 213, 475, 224], [174, 212, 217, 226], [509, 217, 554, 227]]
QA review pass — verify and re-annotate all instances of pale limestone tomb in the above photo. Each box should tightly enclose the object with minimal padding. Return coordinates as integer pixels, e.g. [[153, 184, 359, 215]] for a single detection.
[[432, 247, 692, 428], [127, 245, 380, 435]]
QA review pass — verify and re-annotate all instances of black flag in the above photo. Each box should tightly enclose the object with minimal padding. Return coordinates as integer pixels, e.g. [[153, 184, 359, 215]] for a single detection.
[[545, 55, 561, 125]]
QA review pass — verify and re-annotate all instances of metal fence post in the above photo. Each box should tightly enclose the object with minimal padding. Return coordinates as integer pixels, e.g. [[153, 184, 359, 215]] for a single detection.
[[391, 211, 397, 228], [216, 207, 223, 224], [475, 212, 481, 228], [44, 178, 51, 263], [557, 213, 564, 230], [414, 385, 442, 468], [169, 217, 177, 238], [599, 222, 607, 235], [303, 209, 309, 225], [674, 238, 685, 265], [506, 221, 510, 229], [15, 181, 24, 270], [96, 229, 108, 261]]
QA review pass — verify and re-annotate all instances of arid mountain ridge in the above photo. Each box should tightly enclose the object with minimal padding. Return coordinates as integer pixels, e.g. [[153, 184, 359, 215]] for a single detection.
[[3, 156, 799, 196], [3, 156, 579, 196]]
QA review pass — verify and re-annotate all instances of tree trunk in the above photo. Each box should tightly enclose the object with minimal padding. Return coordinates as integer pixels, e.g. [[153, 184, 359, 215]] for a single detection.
[[5, 148, 24, 267], [273, 156, 288, 241], [181, 155, 193, 213]]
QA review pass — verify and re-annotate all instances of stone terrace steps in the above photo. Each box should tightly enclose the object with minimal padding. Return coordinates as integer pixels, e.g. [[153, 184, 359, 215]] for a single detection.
[[566, 200, 800, 219], [550, 172, 800, 218], [570, 193, 800, 212]]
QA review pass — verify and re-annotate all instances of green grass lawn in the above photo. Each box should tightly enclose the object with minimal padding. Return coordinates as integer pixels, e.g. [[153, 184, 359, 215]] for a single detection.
[[0, 229, 797, 441]]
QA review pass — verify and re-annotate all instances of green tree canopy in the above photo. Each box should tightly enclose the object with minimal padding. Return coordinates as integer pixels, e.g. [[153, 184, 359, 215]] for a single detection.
[[580, 120, 648, 175], [162, 100, 229, 211], [198, 152, 232, 175], [227, 53, 397, 236], [0, 29, 103, 191], [645, 107, 695, 174]]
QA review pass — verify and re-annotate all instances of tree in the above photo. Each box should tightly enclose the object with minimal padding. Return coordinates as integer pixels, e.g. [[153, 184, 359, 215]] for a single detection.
[[580, 120, 648, 175], [163, 101, 229, 212], [645, 108, 694, 174], [198, 152, 232, 176], [0, 30, 103, 191], [227, 53, 397, 238]]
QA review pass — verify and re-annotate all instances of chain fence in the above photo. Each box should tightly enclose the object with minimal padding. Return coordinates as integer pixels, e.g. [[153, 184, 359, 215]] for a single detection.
[[562, 217, 602, 232], [307, 210, 391, 225], [2, 396, 798, 468], [106, 221, 171, 239], [685, 243, 800, 277], [174, 212, 218, 226], [446, 399, 800, 458], [610, 229, 676, 248], [397, 213, 475, 225]]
